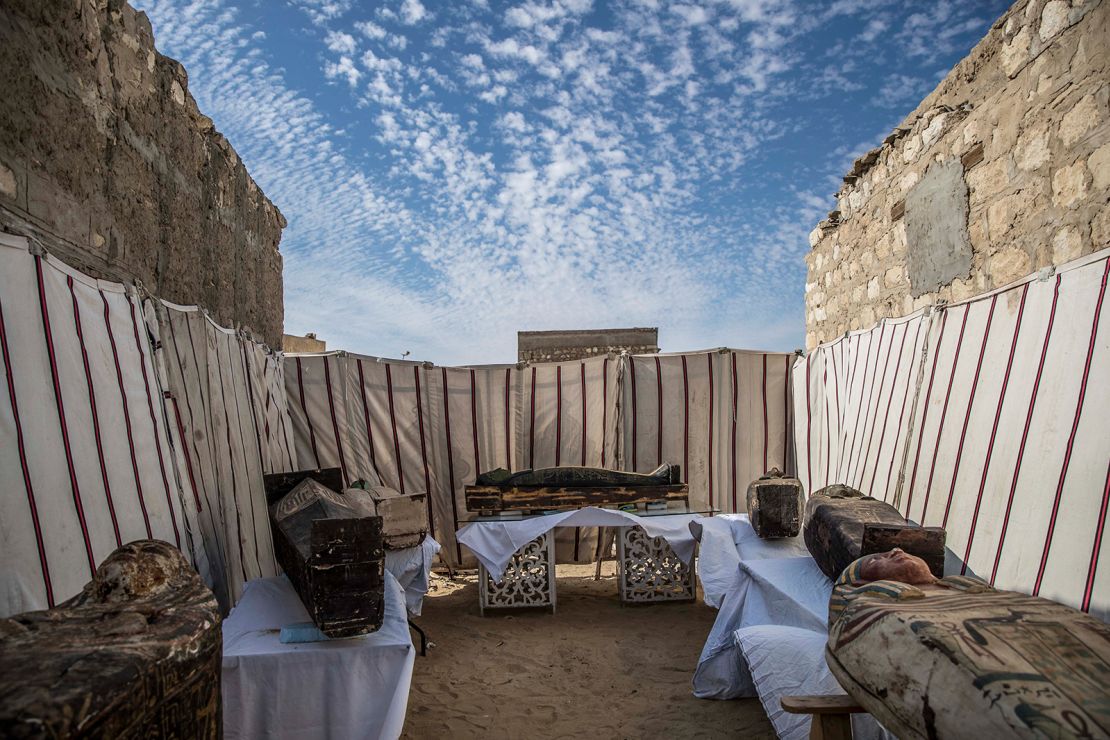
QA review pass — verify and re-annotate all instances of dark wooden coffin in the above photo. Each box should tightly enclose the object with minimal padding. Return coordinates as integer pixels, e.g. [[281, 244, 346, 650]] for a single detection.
[[263, 467, 345, 502], [745, 468, 804, 538], [354, 486, 427, 550], [0, 540, 221, 739], [804, 484, 945, 579], [267, 476, 385, 638], [466, 464, 688, 513]]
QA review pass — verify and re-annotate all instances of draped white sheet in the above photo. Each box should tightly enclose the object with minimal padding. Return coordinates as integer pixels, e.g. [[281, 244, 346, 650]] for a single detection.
[[794, 248, 1110, 618]]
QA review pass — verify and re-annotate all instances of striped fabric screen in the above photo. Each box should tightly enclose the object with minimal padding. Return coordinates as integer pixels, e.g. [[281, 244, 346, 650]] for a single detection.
[[795, 248, 1110, 619], [621, 350, 795, 513], [0, 235, 192, 616], [285, 354, 520, 567], [0, 233, 298, 616], [285, 349, 797, 566], [154, 301, 293, 609]]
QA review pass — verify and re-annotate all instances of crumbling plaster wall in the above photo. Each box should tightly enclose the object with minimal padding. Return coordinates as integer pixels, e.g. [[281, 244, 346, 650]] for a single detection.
[[518, 328, 660, 363], [0, 0, 286, 347], [804, 0, 1109, 349]]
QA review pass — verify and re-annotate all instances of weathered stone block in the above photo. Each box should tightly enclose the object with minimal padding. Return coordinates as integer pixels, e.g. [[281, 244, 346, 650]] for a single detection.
[[1060, 91, 1105, 148], [1052, 159, 1090, 208], [1089, 141, 1110, 190]]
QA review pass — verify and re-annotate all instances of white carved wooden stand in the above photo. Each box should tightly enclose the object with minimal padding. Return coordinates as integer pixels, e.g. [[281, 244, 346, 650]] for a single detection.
[[478, 531, 556, 615], [617, 525, 696, 603]]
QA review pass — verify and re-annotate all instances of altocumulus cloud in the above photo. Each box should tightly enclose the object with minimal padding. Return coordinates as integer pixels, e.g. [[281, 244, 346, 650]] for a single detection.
[[137, 0, 1005, 364]]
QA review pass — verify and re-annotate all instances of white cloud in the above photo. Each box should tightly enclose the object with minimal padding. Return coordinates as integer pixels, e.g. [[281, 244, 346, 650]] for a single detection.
[[672, 4, 710, 25], [399, 0, 429, 25], [291, 0, 352, 26], [355, 19, 387, 39], [324, 55, 361, 86], [324, 30, 357, 54], [138, 0, 1000, 363]]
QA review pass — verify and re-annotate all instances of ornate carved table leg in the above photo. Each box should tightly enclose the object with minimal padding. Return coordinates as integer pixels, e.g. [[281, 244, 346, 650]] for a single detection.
[[617, 526, 696, 603], [478, 532, 556, 615]]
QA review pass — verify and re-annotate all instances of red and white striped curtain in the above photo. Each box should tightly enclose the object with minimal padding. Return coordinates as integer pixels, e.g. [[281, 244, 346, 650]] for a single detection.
[[154, 302, 293, 609], [622, 350, 795, 513], [285, 349, 797, 566], [0, 235, 192, 616], [795, 248, 1110, 618], [517, 356, 620, 562], [0, 232, 299, 616]]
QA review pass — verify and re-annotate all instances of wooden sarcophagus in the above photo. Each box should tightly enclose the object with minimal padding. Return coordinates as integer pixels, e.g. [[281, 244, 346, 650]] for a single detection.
[[0, 540, 221, 739], [745, 468, 804, 538], [348, 485, 427, 550], [804, 484, 945, 579], [828, 576, 1110, 739], [465, 463, 688, 513], [265, 474, 385, 638]]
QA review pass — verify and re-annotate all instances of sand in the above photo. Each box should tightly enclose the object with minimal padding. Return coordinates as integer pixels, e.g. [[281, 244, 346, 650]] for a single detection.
[[403, 562, 774, 739]]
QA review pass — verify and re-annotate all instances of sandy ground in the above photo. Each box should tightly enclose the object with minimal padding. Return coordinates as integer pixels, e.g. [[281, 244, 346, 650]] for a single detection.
[[402, 562, 774, 739]]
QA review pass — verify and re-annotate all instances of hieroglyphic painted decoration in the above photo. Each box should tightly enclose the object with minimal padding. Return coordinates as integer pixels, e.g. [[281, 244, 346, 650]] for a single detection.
[[617, 525, 696, 603], [828, 574, 1110, 739]]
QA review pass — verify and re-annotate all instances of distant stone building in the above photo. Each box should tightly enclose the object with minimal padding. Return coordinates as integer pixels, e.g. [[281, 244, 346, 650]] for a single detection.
[[0, 0, 286, 347], [283, 332, 326, 353], [804, 0, 1108, 349], [518, 328, 659, 363]]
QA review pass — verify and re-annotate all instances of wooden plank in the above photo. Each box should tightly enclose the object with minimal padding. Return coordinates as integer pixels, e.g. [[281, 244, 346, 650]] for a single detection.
[[861, 523, 946, 576], [781, 695, 866, 714], [464, 483, 689, 513]]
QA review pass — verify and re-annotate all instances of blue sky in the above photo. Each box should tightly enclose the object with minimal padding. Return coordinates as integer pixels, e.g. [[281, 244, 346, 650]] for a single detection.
[[137, 0, 1008, 364]]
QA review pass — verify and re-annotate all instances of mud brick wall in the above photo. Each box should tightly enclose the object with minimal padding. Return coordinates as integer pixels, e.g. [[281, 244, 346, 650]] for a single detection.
[[804, 0, 1109, 349], [518, 327, 659, 363], [0, 0, 286, 346]]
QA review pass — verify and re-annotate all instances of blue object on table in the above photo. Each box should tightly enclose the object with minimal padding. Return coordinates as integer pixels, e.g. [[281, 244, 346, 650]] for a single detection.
[[279, 621, 331, 644]]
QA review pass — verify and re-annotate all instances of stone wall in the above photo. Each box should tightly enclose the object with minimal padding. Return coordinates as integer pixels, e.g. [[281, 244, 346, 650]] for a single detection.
[[0, 0, 286, 347], [518, 327, 659, 363], [283, 333, 327, 353], [804, 0, 1109, 349]]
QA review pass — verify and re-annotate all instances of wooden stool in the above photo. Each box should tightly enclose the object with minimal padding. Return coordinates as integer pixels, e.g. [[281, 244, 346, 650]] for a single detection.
[[781, 694, 865, 740]]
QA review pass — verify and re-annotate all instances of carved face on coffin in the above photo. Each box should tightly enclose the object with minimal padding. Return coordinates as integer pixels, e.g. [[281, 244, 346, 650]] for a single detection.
[[859, 548, 937, 584]]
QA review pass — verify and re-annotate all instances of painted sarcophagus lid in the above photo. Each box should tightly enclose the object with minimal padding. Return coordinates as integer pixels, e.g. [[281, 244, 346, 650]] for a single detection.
[[466, 463, 688, 512], [267, 476, 384, 638], [828, 576, 1110, 739], [0, 541, 221, 739]]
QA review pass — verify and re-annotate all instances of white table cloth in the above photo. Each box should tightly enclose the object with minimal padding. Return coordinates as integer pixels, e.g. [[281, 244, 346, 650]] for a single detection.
[[691, 514, 809, 608], [384, 536, 440, 616], [222, 571, 415, 740], [456, 507, 703, 579], [690, 515, 891, 740]]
